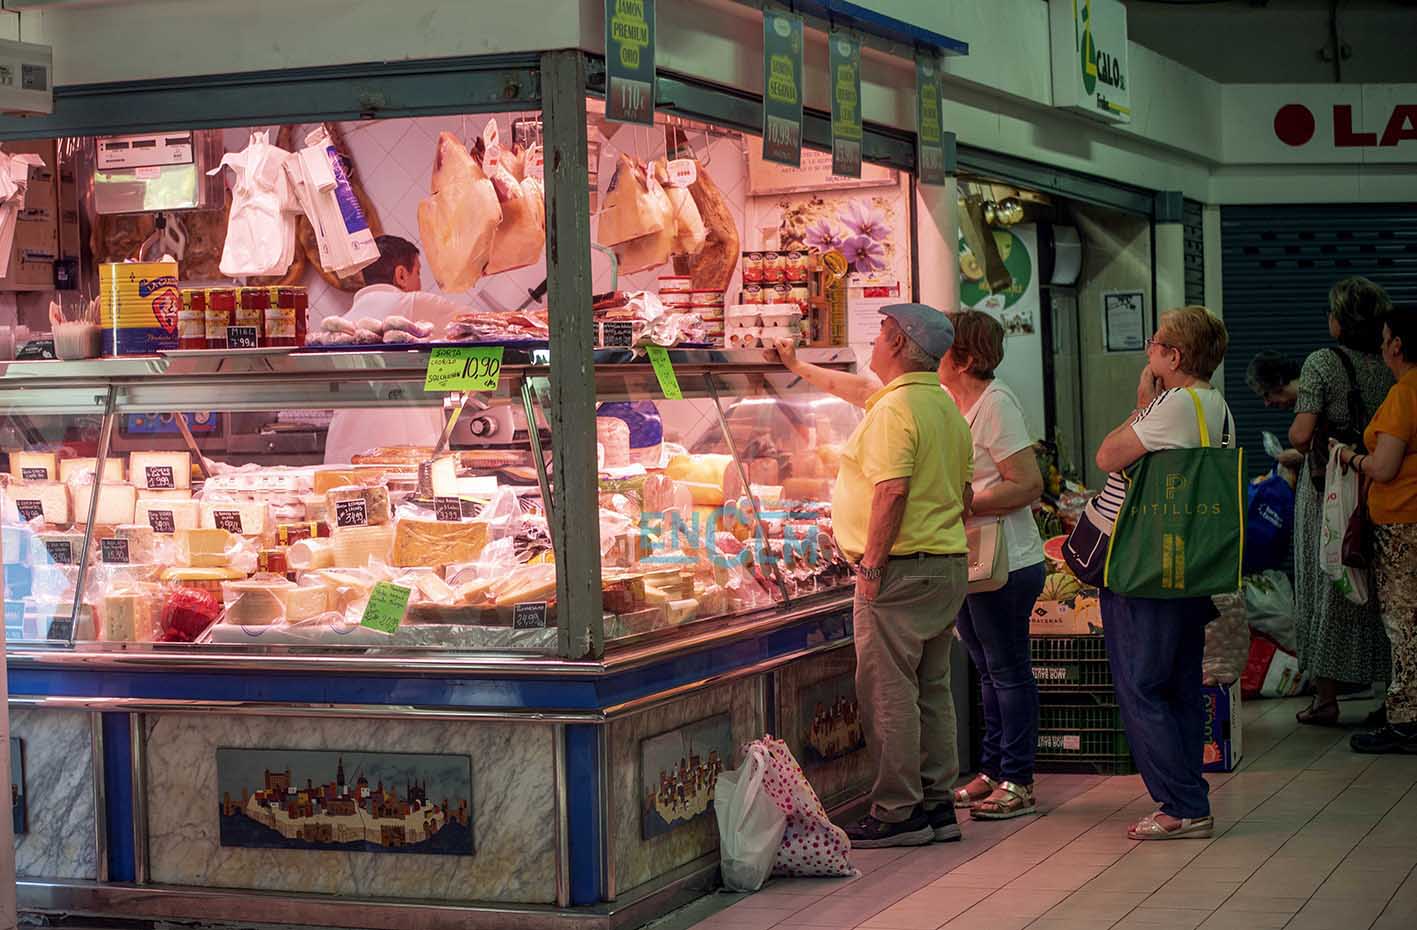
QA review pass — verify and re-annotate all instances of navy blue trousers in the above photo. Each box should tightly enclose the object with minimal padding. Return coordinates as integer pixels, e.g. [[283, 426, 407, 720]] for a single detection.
[[957, 562, 1046, 784], [1101, 589, 1212, 820]]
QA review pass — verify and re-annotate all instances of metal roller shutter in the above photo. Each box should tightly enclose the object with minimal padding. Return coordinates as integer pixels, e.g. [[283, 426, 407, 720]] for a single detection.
[[1221, 204, 1417, 473]]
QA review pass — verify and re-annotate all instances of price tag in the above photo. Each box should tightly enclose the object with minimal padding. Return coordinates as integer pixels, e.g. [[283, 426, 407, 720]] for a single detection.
[[360, 581, 412, 634], [212, 510, 244, 534], [424, 346, 504, 392], [20, 467, 48, 481], [46, 617, 74, 641], [334, 498, 369, 528], [434, 497, 464, 522], [513, 601, 550, 629], [100, 537, 130, 564], [645, 346, 682, 399], [147, 509, 176, 534], [227, 325, 260, 349], [15, 499, 43, 522], [601, 321, 636, 347], [145, 465, 175, 489], [665, 158, 697, 187], [43, 540, 74, 564]]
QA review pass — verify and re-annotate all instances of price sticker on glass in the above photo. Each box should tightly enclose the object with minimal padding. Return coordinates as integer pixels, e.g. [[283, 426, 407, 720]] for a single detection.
[[424, 346, 505, 392], [645, 346, 682, 400], [360, 582, 413, 635]]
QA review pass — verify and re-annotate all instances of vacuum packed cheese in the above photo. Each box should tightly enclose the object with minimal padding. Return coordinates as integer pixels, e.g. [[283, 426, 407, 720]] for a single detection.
[[200, 500, 270, 537], [9, 451, 58, 481], [130, 451, 192, 490], [330, 524, 395, 567], [279, 583, 331, 622], [59, 457, 126, 484], [136, 497, 200, 534], [102, 590, 159, 642], [35, 530, 86, 565], [113, 523, 157, 563], [325, 484, 391, 527], [392, 516, 491, 567], [287, 537, 335, 570], [70, 482, 137, 525], [221, 578, 296, 626], [9, 481, 70, 524], [177, 527, 234, 567]]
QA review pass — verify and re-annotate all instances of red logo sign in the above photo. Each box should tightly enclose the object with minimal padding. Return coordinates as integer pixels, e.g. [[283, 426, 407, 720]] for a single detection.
[[1274, 103, 1417, 148]]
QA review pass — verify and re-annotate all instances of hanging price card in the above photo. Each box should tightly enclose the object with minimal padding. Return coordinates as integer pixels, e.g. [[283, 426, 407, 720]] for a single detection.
[[830, 30, 863, 179], [762, 10, 804, 166], [916, 52, 948, 186], [645, 346, 682, 400], [424, 346, 505, 392], [360, 582, 412, 634], [606, 0, 656, 125]]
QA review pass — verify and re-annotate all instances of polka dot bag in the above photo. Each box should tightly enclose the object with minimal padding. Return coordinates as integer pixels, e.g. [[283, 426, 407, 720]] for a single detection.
[[753, 736, 854, 877]]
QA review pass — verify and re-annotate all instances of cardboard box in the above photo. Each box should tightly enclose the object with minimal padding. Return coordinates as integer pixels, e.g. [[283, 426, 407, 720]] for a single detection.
[[1028, 591, 1102, 637], [1202, 681, 1242, 772]]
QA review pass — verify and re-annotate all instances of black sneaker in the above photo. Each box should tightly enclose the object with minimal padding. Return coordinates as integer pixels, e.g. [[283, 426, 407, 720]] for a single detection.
[[1351, 724, 1417, 754], [925, 803, 963, 842], [1365, 704, 1388, 728], [845, 810, 934, 849]]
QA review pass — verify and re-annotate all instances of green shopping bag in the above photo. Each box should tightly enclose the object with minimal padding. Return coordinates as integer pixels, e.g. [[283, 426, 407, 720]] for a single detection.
[[1103, 389, 1245, 599]]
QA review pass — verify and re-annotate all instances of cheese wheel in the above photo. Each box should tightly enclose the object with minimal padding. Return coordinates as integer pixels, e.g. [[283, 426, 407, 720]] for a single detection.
[[287, 537, 335, 570], [596, 418, 631, 469]]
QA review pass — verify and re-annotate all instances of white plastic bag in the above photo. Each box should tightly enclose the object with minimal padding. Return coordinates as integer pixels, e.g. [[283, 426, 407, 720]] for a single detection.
[[713, 742, 786, 892], [210, 130, 299, 277], [1244, 570, 1297, 652], [1319, 448, 1369, 605]]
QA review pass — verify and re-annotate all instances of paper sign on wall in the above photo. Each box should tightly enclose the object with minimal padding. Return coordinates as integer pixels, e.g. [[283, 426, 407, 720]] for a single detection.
[[830, 30, 863, 179], [762, 10, 804, 167], [1103, 290, 1148, 352], [605, 0, 656, 125], [915, 53, 947, 186]]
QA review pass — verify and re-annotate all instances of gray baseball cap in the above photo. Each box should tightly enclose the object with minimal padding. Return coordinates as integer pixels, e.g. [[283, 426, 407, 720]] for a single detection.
[[880, 303, 955, 358]]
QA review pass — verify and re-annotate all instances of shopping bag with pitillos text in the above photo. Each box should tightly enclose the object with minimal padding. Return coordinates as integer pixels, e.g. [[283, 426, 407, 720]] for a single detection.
[[1319, 445, 1370, 605], [750, 736, 854, 877], [714, 739, 786, 892], [1104, 389, 1245, 599]]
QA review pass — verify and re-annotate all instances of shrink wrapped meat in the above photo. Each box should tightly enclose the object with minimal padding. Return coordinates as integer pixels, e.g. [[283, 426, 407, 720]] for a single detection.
[[418, 132, 502, 292]]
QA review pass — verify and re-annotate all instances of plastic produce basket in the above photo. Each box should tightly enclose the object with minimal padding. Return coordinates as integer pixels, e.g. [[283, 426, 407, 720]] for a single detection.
[[1030, 634, 1113, 692], [1035, 693, 1136, 775]]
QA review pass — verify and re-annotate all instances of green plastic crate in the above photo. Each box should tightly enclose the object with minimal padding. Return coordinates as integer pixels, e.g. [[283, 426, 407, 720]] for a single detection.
[[1030, 634, 1113, 691]]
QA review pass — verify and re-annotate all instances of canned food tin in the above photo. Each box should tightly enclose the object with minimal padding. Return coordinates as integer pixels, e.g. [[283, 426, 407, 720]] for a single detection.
[[785, 250, 808, 282], [742, 252, 764, 283], [99, 261, 180, 355], [742, 284, 765, 305], [762, 251, 785, 283]]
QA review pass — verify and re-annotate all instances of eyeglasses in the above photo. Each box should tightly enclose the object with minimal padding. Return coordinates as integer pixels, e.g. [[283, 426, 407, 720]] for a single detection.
[[1145, 336, 1179, 353]]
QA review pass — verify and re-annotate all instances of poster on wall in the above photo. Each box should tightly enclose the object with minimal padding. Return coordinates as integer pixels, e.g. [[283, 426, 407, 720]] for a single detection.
[[958, 224, 1045, 439], [215, 748, 474, 856], [1103, 290, 1147, 352], [750, 184, 909, 287], [640, 714, 732, 840]]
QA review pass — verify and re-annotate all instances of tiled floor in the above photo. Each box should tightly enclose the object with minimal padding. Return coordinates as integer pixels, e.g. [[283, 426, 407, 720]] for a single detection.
[[663, 695, 1417, 930]]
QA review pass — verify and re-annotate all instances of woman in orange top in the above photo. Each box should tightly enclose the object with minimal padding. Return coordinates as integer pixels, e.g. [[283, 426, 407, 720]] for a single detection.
[[1337, 304, 1417, 754]]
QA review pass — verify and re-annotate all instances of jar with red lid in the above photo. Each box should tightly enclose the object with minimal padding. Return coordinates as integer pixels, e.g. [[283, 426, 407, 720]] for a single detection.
[[232, 288, 267, 348], [178, 289, 207, 350], [264, 287, 299, 348], [291, 287, 308, 347], [204, 288, 237, 349]]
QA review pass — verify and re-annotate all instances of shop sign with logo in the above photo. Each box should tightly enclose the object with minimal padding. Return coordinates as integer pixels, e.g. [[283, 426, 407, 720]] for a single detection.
[[1049, 0, 1131, 124], [1222, 84, 1417, 164]]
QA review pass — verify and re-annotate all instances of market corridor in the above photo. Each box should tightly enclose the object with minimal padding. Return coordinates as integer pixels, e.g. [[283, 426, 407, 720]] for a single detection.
[[663, 697, 1417, 930]]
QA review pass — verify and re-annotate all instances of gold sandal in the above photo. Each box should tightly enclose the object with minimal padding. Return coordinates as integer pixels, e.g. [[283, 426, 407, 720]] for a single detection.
[[971, 781, 1038, 821], [1128, 812, 1214, 841], [952, 773, 997, 808]]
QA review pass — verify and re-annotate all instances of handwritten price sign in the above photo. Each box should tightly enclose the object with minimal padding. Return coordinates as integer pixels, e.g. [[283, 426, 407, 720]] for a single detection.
[[424, 346, 505, 392]]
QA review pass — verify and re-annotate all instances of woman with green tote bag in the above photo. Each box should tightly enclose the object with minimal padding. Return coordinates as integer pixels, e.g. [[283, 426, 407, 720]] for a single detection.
[[1087, 307, 1237, 841]]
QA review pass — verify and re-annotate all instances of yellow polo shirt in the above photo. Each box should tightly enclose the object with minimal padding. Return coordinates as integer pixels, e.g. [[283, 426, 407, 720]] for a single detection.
[[831, 372, 973, 560]]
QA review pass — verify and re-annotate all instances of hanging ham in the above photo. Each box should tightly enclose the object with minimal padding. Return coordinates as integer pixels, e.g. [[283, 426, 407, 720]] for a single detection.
[[477, 122, 546, 276], [653, 157, 707, 257], [418, 132, 502, 293], [596, 154, 666, 248]]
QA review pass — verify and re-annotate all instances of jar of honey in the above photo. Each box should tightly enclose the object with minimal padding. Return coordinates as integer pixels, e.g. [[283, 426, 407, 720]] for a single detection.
[[204, 288, 237, 349], [178, 289, 207, 350]]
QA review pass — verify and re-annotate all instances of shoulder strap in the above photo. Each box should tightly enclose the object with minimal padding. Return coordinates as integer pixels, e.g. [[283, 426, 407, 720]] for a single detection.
[[1185, 388, 1212, 449], [1329, 347, 1369, 429]]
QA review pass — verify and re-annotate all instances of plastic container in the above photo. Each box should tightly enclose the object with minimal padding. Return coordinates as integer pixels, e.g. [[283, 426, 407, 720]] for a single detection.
[[657, 275, 693, 294]]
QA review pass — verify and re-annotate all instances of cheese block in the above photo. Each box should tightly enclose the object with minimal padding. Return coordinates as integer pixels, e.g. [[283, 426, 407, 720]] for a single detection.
[[130, 451, 192, 490], [35, 530, 86, 565], [309, 569, 375, 611], [9, 451, 58, 481], [70, 482, 137, 526], [200, 500, 270, 537], [325, 484, 391, 528], [137, 487, 192, 501], [221, 578, 297, 626], [177, 527, 234, 568], [287, 537, 335, 570], [391, 516, 491, 567], [411, 571, 457, 605], [160, 565, 243, 585], [113, 524, 157, 563], [136, 498, 201, 534], [300, 494, 330, 525], [330, 524, 394, 567], [9, 481, 70, 525], [101, 589, 159, 642], [665, 454, 732, 506], [312, 467, 387, 495], [59, 457, 126, 484], [279, 584, 331, 622], [428, 455, 458, 498]]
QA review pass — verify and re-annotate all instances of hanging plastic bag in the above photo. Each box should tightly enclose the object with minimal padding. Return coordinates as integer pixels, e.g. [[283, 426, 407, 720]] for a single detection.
[[750, 736, 854, 878], [713, 741, 786, 892], [209, 130, 299, 277], [1319, 447, 1369, 605]]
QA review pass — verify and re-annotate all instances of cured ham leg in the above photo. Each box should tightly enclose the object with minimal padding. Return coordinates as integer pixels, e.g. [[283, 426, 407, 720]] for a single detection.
[[418, 131, 502, 292]]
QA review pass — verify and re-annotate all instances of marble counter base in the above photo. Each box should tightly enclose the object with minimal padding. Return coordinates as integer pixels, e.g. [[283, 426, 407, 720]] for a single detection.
[[10, 708, 99, 881], [608, 677, 763, 898], [777, 646, 877, 809], [144, 713, 557, 904]]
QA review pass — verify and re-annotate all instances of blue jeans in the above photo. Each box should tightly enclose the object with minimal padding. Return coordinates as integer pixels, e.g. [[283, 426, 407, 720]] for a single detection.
[[1101, 589, 1212, 820], [957, 562, 1046, 785]]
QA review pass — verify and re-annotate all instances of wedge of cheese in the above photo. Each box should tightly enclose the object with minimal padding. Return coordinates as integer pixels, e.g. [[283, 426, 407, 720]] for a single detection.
[[136, 498, 201, 534], [200, 500, 270, 537], [177, 527, 234, 568], [392, 516, 490, 567], [9, 451, 58, 481], [59, 457, 126, 484], [9, 482, 70, 525], [130, 451, 192, 490], [70, 482, 137, 526]]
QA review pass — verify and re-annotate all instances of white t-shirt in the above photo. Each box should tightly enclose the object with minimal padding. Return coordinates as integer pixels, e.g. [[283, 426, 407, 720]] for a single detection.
[[322, 285, 467, 465], [1087, 386, 1235, 533], [965, 381, 1045, 572]]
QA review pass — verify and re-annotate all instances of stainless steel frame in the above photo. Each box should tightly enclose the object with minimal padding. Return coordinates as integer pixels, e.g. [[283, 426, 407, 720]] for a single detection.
[[553, 722, 571, 908], [130, 711, 148, 885], [89, 711, 108, 884]]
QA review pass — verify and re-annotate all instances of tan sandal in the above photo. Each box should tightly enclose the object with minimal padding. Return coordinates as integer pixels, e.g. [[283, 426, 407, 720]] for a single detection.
[[971, 781, 1038, 821], [952, 773, 996, 808], [1127, 812, 1214, 841]]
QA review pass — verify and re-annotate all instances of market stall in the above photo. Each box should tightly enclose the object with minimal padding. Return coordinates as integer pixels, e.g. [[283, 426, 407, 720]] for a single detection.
[[0, 32, 963, 929]]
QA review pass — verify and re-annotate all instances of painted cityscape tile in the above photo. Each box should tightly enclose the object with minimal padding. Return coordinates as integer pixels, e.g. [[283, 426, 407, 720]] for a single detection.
[[216, 748, 473, 856], [799, 673, 865, 765], [640, 714, 732, 840], [10, 737, 25, 835]]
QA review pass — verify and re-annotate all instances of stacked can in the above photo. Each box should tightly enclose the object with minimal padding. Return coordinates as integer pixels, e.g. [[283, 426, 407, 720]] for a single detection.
[[98, 261, 181, 355], [689, 289, 725, 345]]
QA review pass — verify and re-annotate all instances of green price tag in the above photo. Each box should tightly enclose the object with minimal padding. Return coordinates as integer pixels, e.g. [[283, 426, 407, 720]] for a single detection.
[[645, 346, 682, 399], [424, 346, 505, 392], [360, 582, 412, 634]]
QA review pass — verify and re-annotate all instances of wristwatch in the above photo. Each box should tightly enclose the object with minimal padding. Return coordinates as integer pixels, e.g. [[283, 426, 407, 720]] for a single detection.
[[856, 563, 883, 582]]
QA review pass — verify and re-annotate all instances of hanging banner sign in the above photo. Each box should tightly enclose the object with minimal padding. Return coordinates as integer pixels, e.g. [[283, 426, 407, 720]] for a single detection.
[[916, 53, 947, 186], [762, 10, 804, 167], [1049, 0, 1131, 124], [606, 0, 656, 125], [830, 30, 863, 179]]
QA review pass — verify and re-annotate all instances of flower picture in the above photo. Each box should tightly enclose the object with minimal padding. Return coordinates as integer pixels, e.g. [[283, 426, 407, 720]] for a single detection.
[[771, 193, 900, 279]]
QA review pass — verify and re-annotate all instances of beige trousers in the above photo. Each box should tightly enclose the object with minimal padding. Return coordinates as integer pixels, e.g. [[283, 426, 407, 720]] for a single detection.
[[853, 553, 969, 823]]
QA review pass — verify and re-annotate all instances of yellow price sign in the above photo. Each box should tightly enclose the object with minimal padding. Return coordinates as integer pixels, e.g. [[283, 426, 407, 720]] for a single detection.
[[424, 346, 504, 392], [645, 346, 682, 400]]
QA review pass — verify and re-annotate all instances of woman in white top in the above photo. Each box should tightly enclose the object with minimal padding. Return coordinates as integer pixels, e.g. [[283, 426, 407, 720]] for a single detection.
[[939, 312, 1047, 820]]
